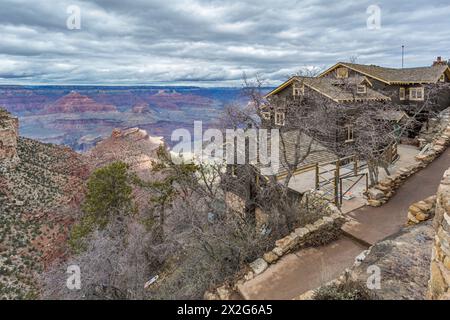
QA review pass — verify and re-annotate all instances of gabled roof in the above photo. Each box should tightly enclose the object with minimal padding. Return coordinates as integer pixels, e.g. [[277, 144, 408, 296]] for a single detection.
[[318, 62, 450, 84], [265, 76, 391, 103], [376, 110, 409, 122]]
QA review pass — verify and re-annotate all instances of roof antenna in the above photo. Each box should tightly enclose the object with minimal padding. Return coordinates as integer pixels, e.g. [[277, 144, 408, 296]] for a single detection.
[[401, 45, 405, 69]]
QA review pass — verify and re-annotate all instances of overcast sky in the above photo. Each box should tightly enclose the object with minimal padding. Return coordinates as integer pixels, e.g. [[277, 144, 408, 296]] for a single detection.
[[0, 0, 449, 86]]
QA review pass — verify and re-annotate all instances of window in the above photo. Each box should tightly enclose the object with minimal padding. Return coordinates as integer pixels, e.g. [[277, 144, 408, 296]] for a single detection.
[[439, 74, 445, 82], [357, 85, 367, 94], [261, 112, 271, 120], [399, 87, 406, 100], [409, 87, 424, 101], [345, 125, 354, 143], [336, 67, 349, 78], [293, 83, 304, 96], [275, 111, 285, 126]]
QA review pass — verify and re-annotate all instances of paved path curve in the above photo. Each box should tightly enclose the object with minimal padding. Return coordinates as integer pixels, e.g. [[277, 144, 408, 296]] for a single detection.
[[239, 148, 450, 300], [344, 147, 450, 245]]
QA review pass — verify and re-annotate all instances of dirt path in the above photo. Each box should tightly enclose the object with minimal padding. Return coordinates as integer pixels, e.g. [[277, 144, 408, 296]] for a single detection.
[[238, 148, 450, 300]]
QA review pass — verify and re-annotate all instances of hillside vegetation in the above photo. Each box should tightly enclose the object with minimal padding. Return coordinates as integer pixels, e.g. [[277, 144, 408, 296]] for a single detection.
[[0, 137, 87, 299]]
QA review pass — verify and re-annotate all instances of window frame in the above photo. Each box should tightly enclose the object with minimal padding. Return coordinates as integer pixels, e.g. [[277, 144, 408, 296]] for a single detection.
[[292, 83, 304, 96], [409, 87, 424, 101], [261, 111, 271, 120], [345, 124, 354, 143], [356, 84, 367, 94], [336, 67, 349, 79], [275, 111, 285, 126], [399, 87, 406, 100]]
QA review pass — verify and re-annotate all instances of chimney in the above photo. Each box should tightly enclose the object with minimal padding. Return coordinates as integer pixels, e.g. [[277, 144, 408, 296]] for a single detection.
[[433, 56, 446, 66]]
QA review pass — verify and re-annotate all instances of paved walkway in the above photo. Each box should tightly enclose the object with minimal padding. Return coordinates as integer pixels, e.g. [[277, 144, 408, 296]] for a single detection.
[[238, 236, 366, 300], [343, 147, 450, 245], [238, 147, 450, 300]]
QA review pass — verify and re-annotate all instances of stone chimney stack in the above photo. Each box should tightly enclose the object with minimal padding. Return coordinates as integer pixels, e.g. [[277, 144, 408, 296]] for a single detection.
[[433, 56, 447, 66]]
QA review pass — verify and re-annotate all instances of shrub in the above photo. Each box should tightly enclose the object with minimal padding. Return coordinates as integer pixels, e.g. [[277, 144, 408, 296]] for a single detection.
[[313, 279, 377, 300]]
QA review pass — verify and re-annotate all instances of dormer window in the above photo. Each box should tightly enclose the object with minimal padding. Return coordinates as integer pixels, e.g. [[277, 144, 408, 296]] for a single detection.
[[336, 67, 349, 79], [357, 84, 367, 94], [439, 74, 445, 82]]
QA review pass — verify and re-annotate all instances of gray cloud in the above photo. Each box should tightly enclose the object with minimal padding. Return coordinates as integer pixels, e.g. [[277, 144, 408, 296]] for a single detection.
[[0, 0, 449, 85]]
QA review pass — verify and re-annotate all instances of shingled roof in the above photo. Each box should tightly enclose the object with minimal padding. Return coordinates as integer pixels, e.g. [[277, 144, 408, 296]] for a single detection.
[[319, 62, 450, 84], [265, 76, 391, 102], [255, 130, 338, 176]]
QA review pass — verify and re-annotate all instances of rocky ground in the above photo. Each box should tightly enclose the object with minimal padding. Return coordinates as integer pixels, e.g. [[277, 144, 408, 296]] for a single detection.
[[347, 221, 434, 300], [0, 137, 88, 299]]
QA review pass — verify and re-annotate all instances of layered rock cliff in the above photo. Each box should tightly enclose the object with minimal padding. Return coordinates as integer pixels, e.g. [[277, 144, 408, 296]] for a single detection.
[[0, 108, 19, 160]]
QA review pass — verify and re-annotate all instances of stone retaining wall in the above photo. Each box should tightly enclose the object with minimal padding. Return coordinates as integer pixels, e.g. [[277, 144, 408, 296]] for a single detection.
[[367, 121, 450, 207], [204, 193, 346, 300], [407, 195, 436, 225], [429, 168, 450, 300]]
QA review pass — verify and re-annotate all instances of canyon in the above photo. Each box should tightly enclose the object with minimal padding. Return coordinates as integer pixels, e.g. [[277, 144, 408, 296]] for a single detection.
[[0, 107, 164, 299], [0, 85, 258, 152]]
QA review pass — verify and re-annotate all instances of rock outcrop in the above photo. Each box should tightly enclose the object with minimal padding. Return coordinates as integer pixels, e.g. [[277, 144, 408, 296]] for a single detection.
[[85, 127, 163, 179], [0, 108, 19, 160], [429, 168, 450, 300]]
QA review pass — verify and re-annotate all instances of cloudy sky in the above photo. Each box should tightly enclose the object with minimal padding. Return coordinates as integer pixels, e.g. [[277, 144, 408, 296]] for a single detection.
[[0, 0, 449, 86]]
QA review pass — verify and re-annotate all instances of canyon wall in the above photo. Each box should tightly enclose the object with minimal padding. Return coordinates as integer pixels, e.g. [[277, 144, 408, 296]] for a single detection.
[[0, 108, 18, 160]]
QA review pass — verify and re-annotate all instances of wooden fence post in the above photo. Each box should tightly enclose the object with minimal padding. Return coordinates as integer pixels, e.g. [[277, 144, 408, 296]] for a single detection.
[[315, 163, 319, 190], [334, 159, 340, 207]]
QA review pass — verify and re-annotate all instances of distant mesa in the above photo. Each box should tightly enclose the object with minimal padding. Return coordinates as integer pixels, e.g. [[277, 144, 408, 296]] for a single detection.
[[131, 102, 151, 114], [43, 91, 117, 114]]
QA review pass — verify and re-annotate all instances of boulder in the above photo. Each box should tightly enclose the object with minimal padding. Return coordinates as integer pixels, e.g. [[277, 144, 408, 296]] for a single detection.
[[275, 235, 296, 253], [263, 251, 279, 264], [413, 200, 434, 213], [244, 271, 254, 281], [204, 291, 220, 300], [368, 188, 385, 200], [249, 258, 268, 275], [293, 227, 309, 238], [408, 211, 420, 224], [272, 247, 283, 257], [368, 199, 382, 207], [216, 285, 231, 300]]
